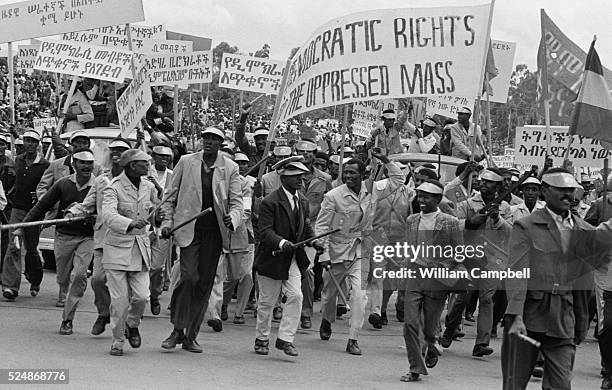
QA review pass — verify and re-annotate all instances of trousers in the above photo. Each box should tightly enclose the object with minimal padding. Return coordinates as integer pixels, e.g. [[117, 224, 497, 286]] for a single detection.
[[1, 208, 42, 292], [91, 249, 110, 317], [222, 250, 254, 318], [150, 236, 170, 301], [106, 269, 149, 349]]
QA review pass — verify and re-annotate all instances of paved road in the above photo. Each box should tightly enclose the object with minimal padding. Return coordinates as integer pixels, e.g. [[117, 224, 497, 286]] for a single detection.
[[0, 270, 604, 389]]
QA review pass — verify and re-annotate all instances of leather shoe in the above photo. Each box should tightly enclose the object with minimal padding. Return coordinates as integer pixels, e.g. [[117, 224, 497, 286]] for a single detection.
[[396, 310, 405, 322], [272, 307, 283, 322], [300, 316, 312, 329], [368, 313, 383, 329], [233, 315, 245, 325], [532, 365, 544, 378], [319, 319, 332, 340], [91, 316, 110, 335], [3, 288, 17, 301], [425, 345, 440, 368], [381, 312, 388, 326], [207, 319, 223, 332], [275, 338, 298, 357], [182, 339, 203, 353], [151, 299, 161, 316], [465, 313, 475, 322], [126, 326, 141, 348], [346, 339, 362, 355], [110, 346, 123, 356], [161, 330, 184, 349], [336, 304, 348, 318], [472, 344, 494, 357], [254, 338, 269, 355], [440, 331, 453, 348], [59, 320, 73, 335], [221, 305, 228, 321], [30, 285, 40, 297]]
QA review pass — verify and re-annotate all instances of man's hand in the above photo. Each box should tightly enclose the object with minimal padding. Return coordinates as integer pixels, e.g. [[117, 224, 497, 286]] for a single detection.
[[486, 204, 500, 223], [468, 211, 488, 226], [371, 148, 389, 164], [147, 176, 163, 193], [161, 227, 172, 239], [310, 240, 325, 254], [149, 231, 158, 245], [544, 156, 553, 172], [128, 219, 148, 231], [280, 240, 294, 253], [64, 212, 74, 219], [241, 103, 252, 116], [574, 330, 586, 345], [223, 215, 233, 230], [474, 154, 485, 163], [508, 315, 527, 337]]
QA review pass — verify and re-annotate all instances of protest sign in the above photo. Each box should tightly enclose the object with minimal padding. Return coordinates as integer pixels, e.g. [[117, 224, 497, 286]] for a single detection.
[[299, 125, 317, 140], [134, 39, 192, 54], [34, 40, 132, 83], [488, 40, 516, 103], [514, 125, 610, 168], [491, 155, 514, 168], [116, 65, 152, 138], [61, 24, 166, 49], [426, 95, 475, 118], [277, 4, 493, 123], [352, 99, 398, 138], [33, 117, 57, 133], [0, 0, 145, 43], [16, 44, 39, 75], [145, 51, 212, 86], [166, 31, 213, 51], [219, 53, 285, 95]]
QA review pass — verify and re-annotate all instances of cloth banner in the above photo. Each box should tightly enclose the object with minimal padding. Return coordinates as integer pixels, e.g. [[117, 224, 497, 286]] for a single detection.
[[219, 53, 285, 95]]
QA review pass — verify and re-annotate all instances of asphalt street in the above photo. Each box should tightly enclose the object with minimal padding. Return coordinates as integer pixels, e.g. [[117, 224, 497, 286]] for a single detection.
[[0, 270, 604, 389]]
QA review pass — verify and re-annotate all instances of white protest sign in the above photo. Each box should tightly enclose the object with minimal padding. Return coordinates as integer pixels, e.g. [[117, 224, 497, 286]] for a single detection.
[[145, 51, 212, 86], [491, 155, 514, 168], [352, 99, 398, 138], [33, 117, 57, 133], [219, 53, 285, 95], [134, 39, 192, 54], [34, 40, 132, 83], [116, 65, 152, 138], [16, 44, 39, 75], [488, 40, 516, 104], [426, 95, 475, 118], [277, 4, 493, 123], [515, 126, 610, 168], [0, 0, 145, 43], [61, 24, 166, 49]]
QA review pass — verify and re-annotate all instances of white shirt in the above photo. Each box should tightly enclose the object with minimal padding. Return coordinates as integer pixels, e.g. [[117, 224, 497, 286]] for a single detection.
[[279, 185, 300, 250], [418, 209, 439, 231], [546, 206, 573, 253]]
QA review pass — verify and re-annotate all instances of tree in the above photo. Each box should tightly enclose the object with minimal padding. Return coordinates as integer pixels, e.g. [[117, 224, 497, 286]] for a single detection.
[[289, 46, 300, 60], [212, 41, 239, 73], [253, 43, 270, 58]]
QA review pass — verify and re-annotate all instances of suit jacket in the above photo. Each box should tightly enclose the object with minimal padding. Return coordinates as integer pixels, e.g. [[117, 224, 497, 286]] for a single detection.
[[161, 151, 243, 250], [255, 187, 314, 280]]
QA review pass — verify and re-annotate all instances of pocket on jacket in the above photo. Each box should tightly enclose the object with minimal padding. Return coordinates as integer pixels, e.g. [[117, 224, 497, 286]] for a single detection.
[[526, 290, 544, 300], [105, 231, 135, 247], [532, 238, 559, 254]]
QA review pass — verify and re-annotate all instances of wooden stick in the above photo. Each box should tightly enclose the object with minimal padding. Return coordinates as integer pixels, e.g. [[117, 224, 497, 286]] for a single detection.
[[250, 94, 264, 105], [146, 187, 178, 220], [169, 207, 213, 234], [337, 106, 349, 180], [0, 215, 90, 230]]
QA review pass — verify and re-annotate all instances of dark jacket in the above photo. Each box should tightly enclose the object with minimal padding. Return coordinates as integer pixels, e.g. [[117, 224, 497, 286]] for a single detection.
[[12, 153, 50, 211], [255, 187, 315, 280]]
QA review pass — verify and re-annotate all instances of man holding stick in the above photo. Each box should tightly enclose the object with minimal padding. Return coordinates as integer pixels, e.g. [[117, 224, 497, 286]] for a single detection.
[[16, 148, 96, 334], [160, 127, 242, 353]]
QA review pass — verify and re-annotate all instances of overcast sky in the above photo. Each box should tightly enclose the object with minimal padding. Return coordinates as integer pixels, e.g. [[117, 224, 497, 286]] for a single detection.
[[141, 0, 611, 71]]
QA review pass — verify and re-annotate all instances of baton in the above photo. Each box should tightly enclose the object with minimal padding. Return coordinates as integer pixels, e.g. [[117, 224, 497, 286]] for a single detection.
[[272, 228, 341, 256], [322, 263, 349, 307], [168, 207, 213, 235], [515, 333, 541, 348], [147, 187, 178, 220], [245, 156, 269, 177], [0, 215, 91, 230]]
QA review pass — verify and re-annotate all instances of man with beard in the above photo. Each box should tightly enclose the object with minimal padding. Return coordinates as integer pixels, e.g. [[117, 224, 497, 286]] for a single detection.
[[449, 107, 486, 162], [18, 149, 96, 335], [65, 138, 131, 335]]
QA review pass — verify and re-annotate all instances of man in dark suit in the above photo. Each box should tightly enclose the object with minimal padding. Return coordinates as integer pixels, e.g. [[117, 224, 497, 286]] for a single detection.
[[253, 157, 323, 357]]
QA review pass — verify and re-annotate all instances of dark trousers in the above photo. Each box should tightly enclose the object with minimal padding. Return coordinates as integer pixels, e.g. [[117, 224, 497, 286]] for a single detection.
[[492, 288, 508, 330], [382, 288, 406, 315], [1, 208, 42, 291], [170, 227, 222, 341], [465, 290, 478, 317], [501, 316, 575, 390], [600, 290, 612, 375]]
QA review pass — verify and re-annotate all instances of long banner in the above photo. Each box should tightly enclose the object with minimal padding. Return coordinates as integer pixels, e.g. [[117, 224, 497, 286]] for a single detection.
[[145, 51, 212, 86], [61, 24, 166, 49], [0, 0, 145, 43], [116, 65, 152, 138], [277, 4, 493, 123], [219, 53, 285, 95], [514, 125, 610, 167], [33, 40, 132, 83]]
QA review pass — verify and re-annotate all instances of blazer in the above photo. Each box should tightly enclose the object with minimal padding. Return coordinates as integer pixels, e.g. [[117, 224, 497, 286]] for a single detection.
[[162, 151, 243, 250], [255, 187, 314, 280]]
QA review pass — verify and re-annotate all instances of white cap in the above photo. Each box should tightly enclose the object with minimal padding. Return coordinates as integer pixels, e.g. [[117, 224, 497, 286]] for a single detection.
[[202, 127, 225, 140], [521, 177, 541, 186], [480, 169, 504, 182], [542, 172, 579, 188], [295, 140, 317, 151], [416, 181, 444, 195], [458, 107, 472, 114], [152, 146, 173, 156], [15, 137, 23, 145], [23, 130, 41, 141], [329, 155, 350, 165], [253, 129, 269, 138], [69, 130, 90, 143], [0, 134, 10, 144], [109, 139, 132, 149], [72, 149, 95, 161], [422, 118, 437, 128], [234, 153, 249, 162], [273, 146, 292, 157]]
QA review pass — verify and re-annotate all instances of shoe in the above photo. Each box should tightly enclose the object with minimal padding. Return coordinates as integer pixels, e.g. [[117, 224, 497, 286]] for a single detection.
[[221, 305, 228, 321], [465, 313, 475, 322], [55, 300, 65, 308], [532, 365, 544, 378], [126, 326, 141, 348], [161, 330, 185, 349], [275, 338, 298, 357], [110, 346, 123, 356], [336, 304, 348, 318], [453, 330, 465, 339], [396, 310, 405, 322], [300, 316, 312, 329], [601, 376, 612, 390], [2, 288, 17, 301], [472, 344, 494, 357], [59, 320, 73, 335], [207, 319, 223, 332], [400, 373, 421, 382], [182, 339, 203, 353], [319, 319, 332, 341], [440, 331, 453, 348], [151, 299, 161, 316], [254, 338, 269, 355], [381, 312, 388, 326], [272, 307, 283, 322], [91, 316, 110, 335], [368, 313, 383, 329], [346, 339, 362, 355], [30, 285, 40, 297], [233, 315, 245, 324], [425, 345, 440, 368]]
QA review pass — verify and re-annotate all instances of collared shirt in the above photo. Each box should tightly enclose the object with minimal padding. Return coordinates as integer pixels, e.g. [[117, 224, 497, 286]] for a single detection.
[[546, 206, 574, 253], [507, 200, 546, 225], [418, 209, 440, 231], [281, 185, 298, 210], [68, 173, 96, 192]]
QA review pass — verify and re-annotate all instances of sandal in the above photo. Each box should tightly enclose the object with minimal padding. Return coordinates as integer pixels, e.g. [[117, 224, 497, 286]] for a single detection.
[[425, 346, 440, 368], [400, 373, 421, 382]]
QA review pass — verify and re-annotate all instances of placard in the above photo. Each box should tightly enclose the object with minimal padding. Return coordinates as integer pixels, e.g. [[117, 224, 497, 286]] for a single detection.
[[116, 64, 152, 138], [134, 39, 192, 54], [277, 4, 493, 123], [33, 117, 57, 133], [34, 39, 132, 83], [352, 99, 398, 138], [488, 40, 516, 103], [514, 125, 610, 168], [145, 51, 212, 86], [61, 24, 166, 49], [426, 95, 475, 118], [16, 44, 39, 75], [0, 0, 145, 43], [219, 53, 285, 95]]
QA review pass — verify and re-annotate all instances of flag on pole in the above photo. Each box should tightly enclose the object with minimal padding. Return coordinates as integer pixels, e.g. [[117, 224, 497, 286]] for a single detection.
[[568, 39, 612, 142], [483, 40, 498, 95], [536, 37, 550, 105]]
